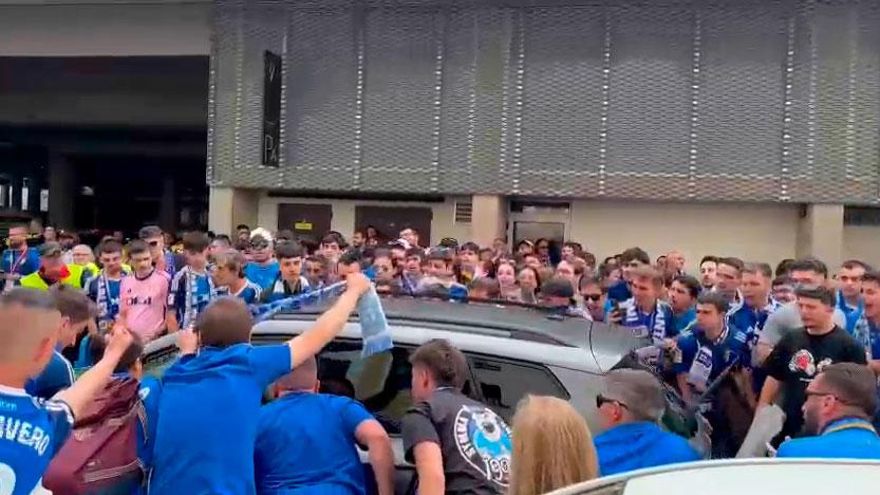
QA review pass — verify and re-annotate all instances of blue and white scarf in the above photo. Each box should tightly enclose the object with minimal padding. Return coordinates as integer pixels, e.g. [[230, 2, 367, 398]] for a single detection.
[[179, 266, 217, 330], [620, 298, 670, 344], [95, 269, 130, 330]]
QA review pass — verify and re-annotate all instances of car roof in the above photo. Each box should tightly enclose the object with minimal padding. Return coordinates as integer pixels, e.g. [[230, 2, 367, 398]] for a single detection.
[[547, 459, 880, 495], [143, 298, 642, 374]]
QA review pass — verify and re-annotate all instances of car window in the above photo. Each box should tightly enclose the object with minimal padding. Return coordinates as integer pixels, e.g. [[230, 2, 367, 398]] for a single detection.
[[466, 353, 570, 421], [318, 339, 414, 435]]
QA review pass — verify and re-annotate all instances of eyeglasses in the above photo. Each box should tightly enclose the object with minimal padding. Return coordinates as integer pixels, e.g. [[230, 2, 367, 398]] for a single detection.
[[804, 390, 845, 403], [596, 395, 627, 409]]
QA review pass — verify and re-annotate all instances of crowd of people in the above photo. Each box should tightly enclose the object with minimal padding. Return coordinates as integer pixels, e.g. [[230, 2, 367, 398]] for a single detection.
[[1, 220, 880, 495]]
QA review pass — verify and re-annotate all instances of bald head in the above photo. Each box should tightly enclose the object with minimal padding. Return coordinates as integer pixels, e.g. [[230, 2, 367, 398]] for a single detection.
[[195, 297, 253, 347], [0, 289, 61, 363], [274, 356, 318, 393]]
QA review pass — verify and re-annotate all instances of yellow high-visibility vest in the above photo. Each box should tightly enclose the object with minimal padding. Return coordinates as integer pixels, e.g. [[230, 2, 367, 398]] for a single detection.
[[19, 264, 85, 290]]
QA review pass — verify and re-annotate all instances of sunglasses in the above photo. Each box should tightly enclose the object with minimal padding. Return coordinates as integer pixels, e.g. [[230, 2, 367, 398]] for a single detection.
[[583, 294, 602, 302], [595, 395, 627, 409]]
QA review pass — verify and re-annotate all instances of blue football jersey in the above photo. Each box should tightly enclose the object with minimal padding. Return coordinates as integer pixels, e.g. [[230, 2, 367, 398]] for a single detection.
[[0, 387, 74, 495]]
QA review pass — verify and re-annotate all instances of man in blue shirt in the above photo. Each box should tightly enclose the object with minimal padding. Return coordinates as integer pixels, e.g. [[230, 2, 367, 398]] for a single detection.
[[167, 231, 216, 332], [607, 266, 674, 345], [149, 273, 373, 495], [729, 263, 780, 341], [669, 292, 750, 404], [1, 223, 40, 291], [260, 241, 311, 302], [668, 275, 700, 334], [244, 233, 280, 290], [0, 287, 134, 495], [594, 369, 700, 476], [837, 260, 869, 334], [777, 362, 880, 459], [211, 249, 263, 304], [85, 240, 129, 332], [606, 247, 650, 303], [255, 356, 394, 494]]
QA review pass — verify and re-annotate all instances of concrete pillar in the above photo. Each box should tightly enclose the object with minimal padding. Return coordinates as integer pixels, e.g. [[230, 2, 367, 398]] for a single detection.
[[796, 204, 844, 266], [470, 195, 506, 247], [47, 152, 75, 229], [159, 174, 177, 233], [208, 186, 259, 236]]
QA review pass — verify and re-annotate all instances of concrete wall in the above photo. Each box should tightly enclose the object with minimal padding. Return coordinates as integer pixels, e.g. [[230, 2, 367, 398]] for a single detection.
[[257, 194, 472, 244], [843, 225, 880, 268], [0, 2, 211, 56], [568, 200, 801, 271]]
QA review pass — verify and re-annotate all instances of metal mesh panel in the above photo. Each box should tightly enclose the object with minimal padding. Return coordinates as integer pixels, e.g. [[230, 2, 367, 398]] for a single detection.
[[604, 4, 692, 199], [285, 6, 358, 190], [211, 0, 880, 204], [696, 2, 788, 201], [516, 7, 604, 197]]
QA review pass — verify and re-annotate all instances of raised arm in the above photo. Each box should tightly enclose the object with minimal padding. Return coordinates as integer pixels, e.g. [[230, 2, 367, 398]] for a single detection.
[[54, 326, 133, 419], [286, 273, 371, 369]]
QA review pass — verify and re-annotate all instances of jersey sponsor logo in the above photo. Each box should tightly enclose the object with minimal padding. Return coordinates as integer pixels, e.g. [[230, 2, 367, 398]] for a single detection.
[[453, 405, 512, 487]]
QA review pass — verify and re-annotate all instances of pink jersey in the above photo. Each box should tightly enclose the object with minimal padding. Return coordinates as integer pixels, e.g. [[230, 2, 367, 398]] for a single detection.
[[120, 270, 170, 342]]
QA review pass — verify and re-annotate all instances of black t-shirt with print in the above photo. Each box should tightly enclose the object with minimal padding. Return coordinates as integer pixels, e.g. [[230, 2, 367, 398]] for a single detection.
[[763, 325, 867, 437], [402, 388, 512, 495]]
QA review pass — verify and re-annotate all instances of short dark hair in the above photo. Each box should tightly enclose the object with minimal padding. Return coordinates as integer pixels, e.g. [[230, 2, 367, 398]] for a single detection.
[[138, 225, 163, 240], [97, 240, 123, 256], [841, 259, 872, 272], [672, 275, 702, 299], [789, 257, 829, 278], [772, 275, 793, 288], [742, 262, 772, 279], [405, 247, 424, 260], [620, 247, 650, 266], [236, 224, 250, 231], [795, 285, 836, 306], [276, 230, 295, 242], [212, 235, 232, 248], [50, 285, 97, 323], [409, 339, 469, 390], [182, 231, 210, 252], [427, 248, 454, 263], [820, 363, 878, 418], [775, 258, 795, 277], [89, 334, 144, 374], [127, 239, 150, 257], [460, 242, 479, 253], [717, 257, 745, 273], [578, 274, 602, 291], [699, 255, 719, 266], [696, 291, 729, 314], [469, 277, 500, 299], [276, 241, 305, 260], [338, 249, 363, 267], [196, 297, 253, 347], [372, 248, 392, 261]]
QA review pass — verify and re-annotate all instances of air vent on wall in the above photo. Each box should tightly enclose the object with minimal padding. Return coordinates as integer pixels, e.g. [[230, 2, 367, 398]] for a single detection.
[[454, 201, 473, 224]]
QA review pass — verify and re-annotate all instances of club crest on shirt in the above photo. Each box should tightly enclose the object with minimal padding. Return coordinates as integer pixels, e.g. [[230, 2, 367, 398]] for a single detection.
[[453, 405, 512, 486], [789, 349, 816, 376]]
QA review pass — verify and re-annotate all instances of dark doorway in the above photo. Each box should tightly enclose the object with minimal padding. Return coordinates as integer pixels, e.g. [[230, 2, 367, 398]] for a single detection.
[[354, 206, 432, 245], [277, 203, 333, 243]]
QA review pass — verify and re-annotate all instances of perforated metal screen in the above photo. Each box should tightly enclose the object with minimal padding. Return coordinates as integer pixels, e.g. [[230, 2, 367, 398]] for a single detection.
[[208, 0, 880, 204]]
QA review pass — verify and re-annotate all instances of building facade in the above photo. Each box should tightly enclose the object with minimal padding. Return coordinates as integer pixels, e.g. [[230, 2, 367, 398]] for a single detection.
[[2, 0, 879, 269]]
